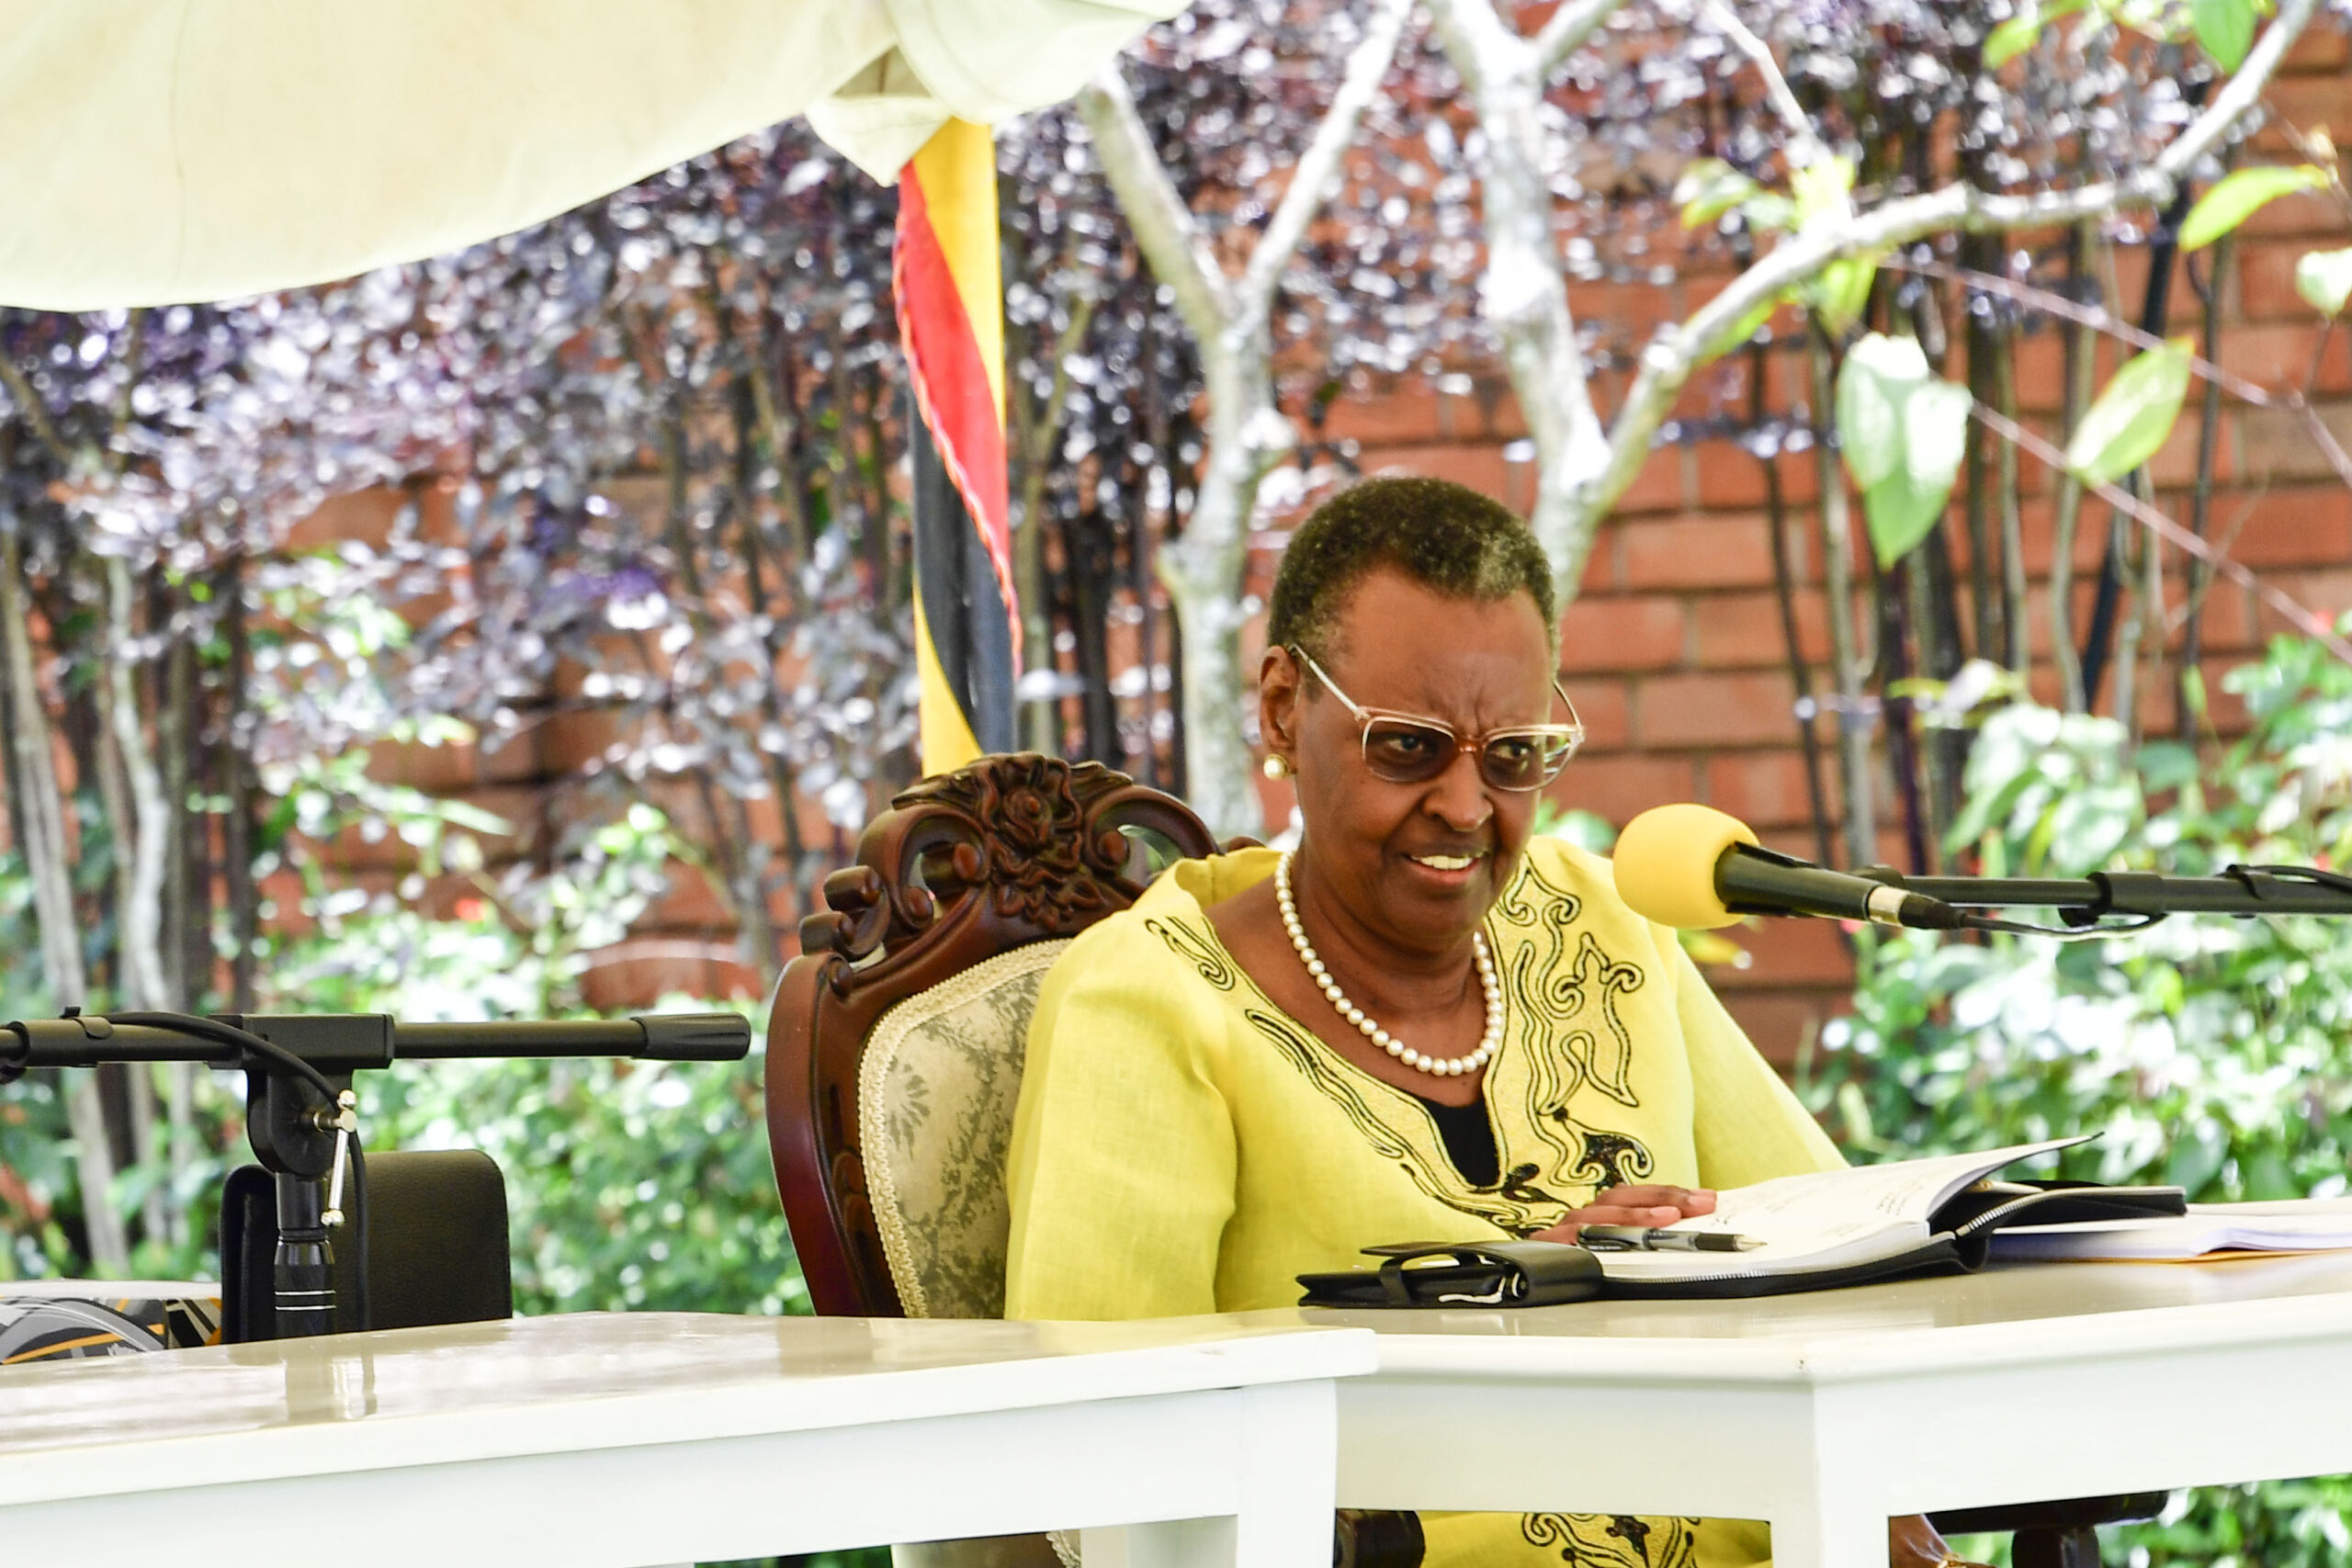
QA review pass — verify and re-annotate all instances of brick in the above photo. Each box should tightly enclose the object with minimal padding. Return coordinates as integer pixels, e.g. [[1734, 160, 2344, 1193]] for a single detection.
[[2285, 27, 2352, 68], [2222, 487, 2352, 566], [1611, 445, 1688, 517], [2147, 409, 2234, 489], [2237, 239, 2329, 321], [1460, 377, 1526, 442], [2255, 77, 2352, 162], [2241, 401, 2352, 483], [284, 487, 405, 552], [644, 863, 735, 929], [1692, 441, 1774, 509], [1634, 670, 1801, 749], [2017, 496, 2128, 575], [2010, 331, 2071, 418], [1362, 444, 1515, 505], [2189, 573, 2262, 652], [1544, 752, 1700, 828], [1323, 380, 1446, 446], [1723, 919, 1857, 990], [1704, 749, 1843, 832], [2217, 321, 2352, 396], [2109, 249, 2213, 333], [1556, 677, 1633, 750], [1620, 515, 1779, 590], [1558, 594, 1689, 673], [2262, 566, 2352, 633], [1691, 589, 1836, 669]]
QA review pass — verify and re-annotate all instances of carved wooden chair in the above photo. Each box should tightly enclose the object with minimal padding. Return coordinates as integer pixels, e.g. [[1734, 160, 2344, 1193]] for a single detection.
[[767, 752, 1219, 1323]]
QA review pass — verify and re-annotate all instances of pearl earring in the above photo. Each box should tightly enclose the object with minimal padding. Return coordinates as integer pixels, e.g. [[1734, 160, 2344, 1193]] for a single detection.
[[1262, 754, 1292, 781]]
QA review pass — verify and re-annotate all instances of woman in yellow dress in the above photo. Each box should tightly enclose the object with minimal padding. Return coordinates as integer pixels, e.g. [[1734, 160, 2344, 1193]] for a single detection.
[[1004, 477, 1956, 1568]]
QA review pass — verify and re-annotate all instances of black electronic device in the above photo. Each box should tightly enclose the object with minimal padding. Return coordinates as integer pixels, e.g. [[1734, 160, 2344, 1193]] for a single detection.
[[1, 1009, 752, 1342]]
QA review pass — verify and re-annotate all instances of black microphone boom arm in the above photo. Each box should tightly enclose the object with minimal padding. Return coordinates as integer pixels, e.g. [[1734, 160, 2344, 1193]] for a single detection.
[[1865, 866, 2352, 923]]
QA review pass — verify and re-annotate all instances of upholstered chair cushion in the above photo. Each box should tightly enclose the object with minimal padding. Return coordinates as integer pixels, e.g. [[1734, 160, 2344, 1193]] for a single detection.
[[859, 939, 1072, 1321]]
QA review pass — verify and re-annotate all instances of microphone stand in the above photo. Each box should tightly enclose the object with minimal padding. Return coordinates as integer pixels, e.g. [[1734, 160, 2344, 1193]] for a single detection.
[[0, 1010, 750, 1341], [1859, 864, 2352, 928]]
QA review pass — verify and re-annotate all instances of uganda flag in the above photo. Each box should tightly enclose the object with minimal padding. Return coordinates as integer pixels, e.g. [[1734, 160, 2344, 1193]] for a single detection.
[[896, 118, 1017, 773]]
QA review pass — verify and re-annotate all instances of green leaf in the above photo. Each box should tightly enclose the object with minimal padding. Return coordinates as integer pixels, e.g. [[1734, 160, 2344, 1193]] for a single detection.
[[2178, 164, 2331, 251], [1675, 158, 1760, 229], [1810, 254, 1880, 333], [1836, 333, 1925, 491], [1984, 0, 2086, 66], [1791, 156, 1856, 230], [1837, 334, 1970, 566], [1739, 192, 1798, 231], [2295, 246, 2352, 315], [2191, 0, 2256, 68], [1901, 378, 1974, 500], [2064, 338, 2194, 486]]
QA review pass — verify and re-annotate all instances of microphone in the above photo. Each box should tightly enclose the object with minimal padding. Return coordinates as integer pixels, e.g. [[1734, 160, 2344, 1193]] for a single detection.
[[1611, 804, 1966, 931]]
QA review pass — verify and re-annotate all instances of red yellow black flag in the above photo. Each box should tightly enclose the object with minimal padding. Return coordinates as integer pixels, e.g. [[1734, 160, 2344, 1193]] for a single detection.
[[895, 118, 1018, 775]]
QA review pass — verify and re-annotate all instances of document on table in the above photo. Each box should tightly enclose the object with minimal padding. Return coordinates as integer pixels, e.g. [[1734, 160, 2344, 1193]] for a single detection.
[[1987, 1198, 2352, 1261]]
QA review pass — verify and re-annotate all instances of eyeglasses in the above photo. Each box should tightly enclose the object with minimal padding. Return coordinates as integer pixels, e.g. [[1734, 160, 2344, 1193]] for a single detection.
[[1289, 645, 1584, 793]]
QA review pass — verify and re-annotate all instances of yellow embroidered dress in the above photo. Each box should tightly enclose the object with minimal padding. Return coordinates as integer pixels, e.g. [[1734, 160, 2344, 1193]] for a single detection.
[[1004, 839, 1842, 1568]]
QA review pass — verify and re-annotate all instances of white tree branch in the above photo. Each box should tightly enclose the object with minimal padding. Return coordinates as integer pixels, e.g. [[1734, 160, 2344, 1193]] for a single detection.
[[1076, 67, 1235, 344], [1535, 0, 1634, 73], [1702, 0, 1823, 164], [1428, 0, 1613, 601], [1239, 0, 1414, 317], [1580, 0, 2316, 525]]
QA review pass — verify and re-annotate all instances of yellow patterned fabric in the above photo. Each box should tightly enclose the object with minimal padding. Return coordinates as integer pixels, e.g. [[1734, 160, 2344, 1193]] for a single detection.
[[1004, 839, 1843, 1568]]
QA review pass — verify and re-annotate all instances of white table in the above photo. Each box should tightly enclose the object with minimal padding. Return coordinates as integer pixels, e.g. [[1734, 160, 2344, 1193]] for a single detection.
[[0, 1311, 1375, 1568], [1251, 1253, 2352, 1568]]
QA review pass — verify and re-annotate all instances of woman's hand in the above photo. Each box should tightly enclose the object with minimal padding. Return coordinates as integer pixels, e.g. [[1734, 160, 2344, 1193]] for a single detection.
[[1889, 1512, 1986, 1568], [1528, 1184, 1715, 1242]]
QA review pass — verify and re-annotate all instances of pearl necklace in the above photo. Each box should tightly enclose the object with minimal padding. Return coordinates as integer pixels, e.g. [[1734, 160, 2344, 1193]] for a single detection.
[[1275, 851, 1502, 1078]]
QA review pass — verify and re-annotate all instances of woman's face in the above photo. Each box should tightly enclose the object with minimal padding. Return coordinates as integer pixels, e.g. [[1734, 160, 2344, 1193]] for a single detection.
[[1261, 566, 1556, 959]]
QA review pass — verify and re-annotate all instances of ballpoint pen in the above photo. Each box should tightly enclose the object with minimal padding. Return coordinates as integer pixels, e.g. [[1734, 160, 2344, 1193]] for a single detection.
[[1577, 1225, 1763, 1253]]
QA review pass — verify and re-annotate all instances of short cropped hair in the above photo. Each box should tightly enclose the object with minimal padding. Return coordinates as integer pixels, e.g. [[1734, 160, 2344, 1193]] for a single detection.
[[1266, 477, 1557, 662]]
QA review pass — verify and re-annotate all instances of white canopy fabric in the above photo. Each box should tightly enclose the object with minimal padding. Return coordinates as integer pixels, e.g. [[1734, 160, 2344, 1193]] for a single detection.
[[0, 0, 1178, 310]]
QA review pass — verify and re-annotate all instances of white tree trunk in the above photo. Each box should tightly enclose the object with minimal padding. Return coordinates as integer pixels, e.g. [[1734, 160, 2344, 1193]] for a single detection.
[[105, 558, 174, 1011], [1078, 0, 1408, 839], [1162, 338, 1288, 840], [0, 522, 130, 1273]]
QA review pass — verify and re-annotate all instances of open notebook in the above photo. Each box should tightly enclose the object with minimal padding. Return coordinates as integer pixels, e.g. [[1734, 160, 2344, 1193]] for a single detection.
[[1589, 1136, 2186, 1297], [1298, 1137, 2188, 1305]]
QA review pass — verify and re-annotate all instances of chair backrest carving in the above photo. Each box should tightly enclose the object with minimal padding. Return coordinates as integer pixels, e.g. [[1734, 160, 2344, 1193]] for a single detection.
[[766, 753, 1218, 1316]]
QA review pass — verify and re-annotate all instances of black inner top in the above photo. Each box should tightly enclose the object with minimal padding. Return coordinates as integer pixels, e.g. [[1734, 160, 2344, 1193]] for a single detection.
[[1411, 1092, 1500, 1188]]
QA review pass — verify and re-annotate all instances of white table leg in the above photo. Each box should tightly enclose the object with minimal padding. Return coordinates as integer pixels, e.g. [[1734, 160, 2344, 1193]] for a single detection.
[[1081, 1381, 1338, 1568], [1769, 1491, 1886, 1568]]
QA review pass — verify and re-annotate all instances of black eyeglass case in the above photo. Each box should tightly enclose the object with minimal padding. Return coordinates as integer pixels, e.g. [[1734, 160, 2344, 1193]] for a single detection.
[[1296, 1240, 1606, 1309]]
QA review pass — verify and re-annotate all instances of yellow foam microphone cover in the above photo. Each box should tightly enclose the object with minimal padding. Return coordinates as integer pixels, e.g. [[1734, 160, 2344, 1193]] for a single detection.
[[1611, 803, 1761, 930]]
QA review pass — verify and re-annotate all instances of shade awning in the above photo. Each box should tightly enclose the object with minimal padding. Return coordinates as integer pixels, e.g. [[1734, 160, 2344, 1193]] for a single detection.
[[0, 0, 1177, 310]]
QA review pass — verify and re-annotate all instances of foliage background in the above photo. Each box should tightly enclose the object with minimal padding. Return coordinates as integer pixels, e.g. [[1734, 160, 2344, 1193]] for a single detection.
[[1805, 628, 2352, 1568]]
